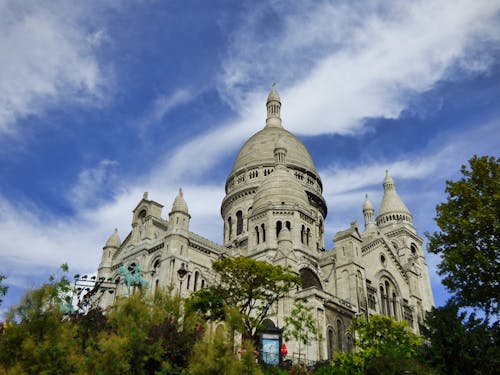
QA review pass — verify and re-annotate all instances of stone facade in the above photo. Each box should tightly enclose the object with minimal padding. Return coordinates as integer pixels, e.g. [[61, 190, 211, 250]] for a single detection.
[[97, 87, 434, 362]]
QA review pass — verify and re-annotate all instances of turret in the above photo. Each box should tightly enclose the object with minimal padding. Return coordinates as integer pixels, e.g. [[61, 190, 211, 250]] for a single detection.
[[376, 171, 413, 228], [363, 194, 377, 234], [98, 228, 121, 274], [168, 188, 190, 234]]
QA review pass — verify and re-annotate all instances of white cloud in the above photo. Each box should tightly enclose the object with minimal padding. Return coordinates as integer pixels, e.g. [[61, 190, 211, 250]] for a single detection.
[[136, 89, 194, 131], [219, 0, 500, 136], [70, 160, 120, 208], [152, 1, 500, 184], [0, 0, 110, 134]]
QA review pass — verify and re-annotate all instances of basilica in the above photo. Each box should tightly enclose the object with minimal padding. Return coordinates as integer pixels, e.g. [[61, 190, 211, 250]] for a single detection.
[[96, 87, 434, 362]]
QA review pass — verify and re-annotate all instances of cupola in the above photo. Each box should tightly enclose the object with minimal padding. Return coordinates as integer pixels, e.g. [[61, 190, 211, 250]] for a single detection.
[[376, 171, 413, 227]]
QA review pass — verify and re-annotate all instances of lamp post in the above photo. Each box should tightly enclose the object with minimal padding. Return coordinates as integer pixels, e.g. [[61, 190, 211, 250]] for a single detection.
[[71, 274, 117, 314], [177, 263, 188, 297]]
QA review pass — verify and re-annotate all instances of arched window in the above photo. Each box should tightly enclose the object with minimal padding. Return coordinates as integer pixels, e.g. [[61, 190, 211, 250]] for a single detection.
[[247, 207, 252, 231], [285, 221, 291, 230], [138, 209, 147, 220], [276, 221, 282, 237], [187, 274, 191, 290], [327, 328, 334, 359], [392, 292, 398, 318], [380, 285, 386, 314], [337, 320, 343, 351], [300, 268, 323, 289], [227, 217, 232, 240], [194, 271, 199, 291], [261, 224, 266, 242], [255, 226, 260, 244], [385, 281, 391, 316], [301, 225, 305, 243], [411, 243, 417, 256], [236, 211, 243, 235], [306, 227, 311, 245], [346, 334, 353, 352]]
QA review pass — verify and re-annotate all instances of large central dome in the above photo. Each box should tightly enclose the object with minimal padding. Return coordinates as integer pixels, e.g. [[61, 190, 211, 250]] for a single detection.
[[231, 126, 316, 174]]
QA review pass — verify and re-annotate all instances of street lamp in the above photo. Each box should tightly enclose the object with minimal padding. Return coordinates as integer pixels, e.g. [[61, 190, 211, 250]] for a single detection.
[[177, 263, 188, 296]]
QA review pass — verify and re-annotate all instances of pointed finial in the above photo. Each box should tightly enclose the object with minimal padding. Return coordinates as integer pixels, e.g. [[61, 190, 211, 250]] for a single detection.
[[143, 191, 149, 199], [272, 82, 276, 88], [179, 187, 183, 197]]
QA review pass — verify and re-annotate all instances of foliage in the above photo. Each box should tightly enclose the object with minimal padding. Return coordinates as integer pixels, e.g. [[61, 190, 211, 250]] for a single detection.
[[426, 155, 500, 320], [0, 272, 204, 374], [352, 315, 421, 360], [188, 256, 300, 339], [315, 315, 428, 375], [284, 301, 321, 360], [0, 274, 7, 307], [0, 264, 81, 375], [186, 326, 263, 375], [422, 302, 500, 375]]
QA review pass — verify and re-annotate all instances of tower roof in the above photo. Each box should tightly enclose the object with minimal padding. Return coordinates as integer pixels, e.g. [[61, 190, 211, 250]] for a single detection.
[[267, 84, 281, 103], [377, 171, 412, 225], [363, 193, 374, 211], [105, 228, 121, 248], [171, 188, 189, 214]]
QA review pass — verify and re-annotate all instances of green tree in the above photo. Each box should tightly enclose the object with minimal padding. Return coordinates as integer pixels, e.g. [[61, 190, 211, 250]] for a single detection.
[[187, 256, 300, 340], [0, 264, 82, 375], [426, 155, 499, 320], [422, 302, 500, 375], [284, 301, 320, 362], [187, 326, 262, 375], [0, 274, 7, 307], [316, 315, 427, 375]]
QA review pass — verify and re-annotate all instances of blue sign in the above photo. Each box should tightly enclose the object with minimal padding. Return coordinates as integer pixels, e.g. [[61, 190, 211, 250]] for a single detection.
[[261, 335, 280, 365]]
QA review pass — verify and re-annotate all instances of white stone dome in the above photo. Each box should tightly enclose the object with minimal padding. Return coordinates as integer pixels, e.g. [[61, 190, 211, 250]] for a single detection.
[[253, 167, 309, 212], [105, 228, 121, 248], [231, 126, 316, 174]]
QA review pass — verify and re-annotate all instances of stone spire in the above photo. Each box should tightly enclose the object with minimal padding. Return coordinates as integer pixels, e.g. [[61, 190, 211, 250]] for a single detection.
[[363, 194, 377, 233], [266, 83, 282, 128], [376, 171, 413, 227]]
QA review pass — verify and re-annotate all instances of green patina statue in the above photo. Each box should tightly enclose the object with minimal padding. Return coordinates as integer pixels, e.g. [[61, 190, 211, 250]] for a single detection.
[[117, 264, 149, 296]]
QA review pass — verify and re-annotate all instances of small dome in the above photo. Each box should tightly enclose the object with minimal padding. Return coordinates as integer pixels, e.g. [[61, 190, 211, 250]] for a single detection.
[[267, 85, 281, 103], [278, 226, 292, 242], [105, 228, 121, 248], [253, 167, 309, 212], [171, 188, 188, 213], [363, 194, 374, 211]]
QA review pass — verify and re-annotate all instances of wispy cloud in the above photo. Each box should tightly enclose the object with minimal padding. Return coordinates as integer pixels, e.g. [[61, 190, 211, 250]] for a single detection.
[[0, 0, 111, 134], [136, 89, 194, 131], [69, 159, 121, 208], [220, 0, 500, 135]]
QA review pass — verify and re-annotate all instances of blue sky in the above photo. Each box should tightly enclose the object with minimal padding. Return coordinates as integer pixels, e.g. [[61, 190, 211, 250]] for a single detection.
[[1, 0, 499, 318]]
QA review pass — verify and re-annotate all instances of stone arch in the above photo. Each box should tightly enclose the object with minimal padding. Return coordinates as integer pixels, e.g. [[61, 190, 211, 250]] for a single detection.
[[410, 242, 418, 256], [299, 268, 322, 290]]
